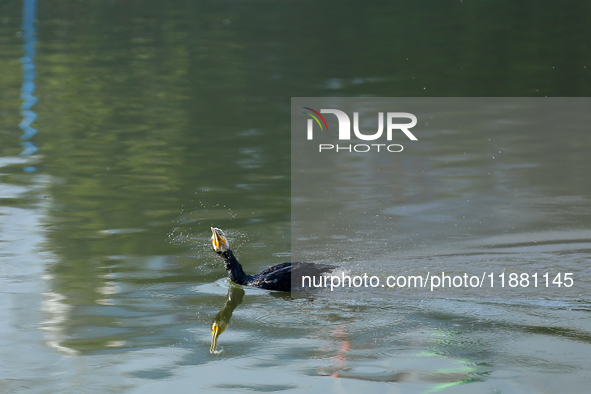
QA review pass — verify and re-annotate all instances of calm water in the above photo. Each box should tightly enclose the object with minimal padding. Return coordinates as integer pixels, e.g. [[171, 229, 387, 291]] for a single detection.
[[1, 1, 591, 393]]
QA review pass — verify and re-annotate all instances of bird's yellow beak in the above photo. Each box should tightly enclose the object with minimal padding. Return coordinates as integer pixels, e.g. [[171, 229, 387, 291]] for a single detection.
[[210, 323, 225, 353], [211, 227, 226, 249]]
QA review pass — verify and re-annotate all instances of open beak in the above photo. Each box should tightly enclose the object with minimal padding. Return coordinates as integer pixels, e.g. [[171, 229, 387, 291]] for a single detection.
[[210, 323, 224, 353], [211, 227, 224, 249]]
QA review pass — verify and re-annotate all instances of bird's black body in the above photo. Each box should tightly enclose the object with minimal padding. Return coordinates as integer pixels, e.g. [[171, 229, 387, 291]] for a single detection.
[[216, 249, 336, 292]]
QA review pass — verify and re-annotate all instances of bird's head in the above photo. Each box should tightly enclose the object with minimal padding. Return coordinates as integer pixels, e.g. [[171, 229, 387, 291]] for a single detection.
[[211, 227, 230, 253]]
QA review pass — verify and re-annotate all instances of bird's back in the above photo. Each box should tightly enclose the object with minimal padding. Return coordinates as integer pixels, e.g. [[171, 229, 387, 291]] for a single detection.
[[251, 262, 337, 292], [255, 262, 292, 276]]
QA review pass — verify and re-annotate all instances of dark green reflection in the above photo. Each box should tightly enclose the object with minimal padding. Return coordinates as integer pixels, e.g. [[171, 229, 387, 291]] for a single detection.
[[210, 286, 245, 353]]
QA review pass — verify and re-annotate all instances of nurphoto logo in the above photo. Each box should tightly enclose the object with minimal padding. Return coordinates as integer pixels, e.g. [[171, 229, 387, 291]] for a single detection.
[[302, 107, 418, 153]]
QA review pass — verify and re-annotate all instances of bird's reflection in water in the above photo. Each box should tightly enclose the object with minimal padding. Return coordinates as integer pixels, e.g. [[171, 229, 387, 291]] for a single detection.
[[210, 286, 245, 353]]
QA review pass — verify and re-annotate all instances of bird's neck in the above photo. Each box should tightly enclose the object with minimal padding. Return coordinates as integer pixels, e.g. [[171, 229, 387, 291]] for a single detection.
[[221, 250, 252, 285]]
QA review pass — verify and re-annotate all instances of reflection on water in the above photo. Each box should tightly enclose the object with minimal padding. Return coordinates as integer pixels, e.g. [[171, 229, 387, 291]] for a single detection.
[[210, 286, 245, 353], [41, 290, 77, 356], [0, 0, 590, 392], [19, 0, 38, 165]]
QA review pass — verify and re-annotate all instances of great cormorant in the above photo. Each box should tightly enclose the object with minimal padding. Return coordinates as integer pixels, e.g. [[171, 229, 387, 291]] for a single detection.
[[211, 227, 336, 292]]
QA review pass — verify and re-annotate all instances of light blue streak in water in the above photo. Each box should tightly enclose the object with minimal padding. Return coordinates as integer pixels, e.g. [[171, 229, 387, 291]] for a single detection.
[[20, 0, 38, 168]]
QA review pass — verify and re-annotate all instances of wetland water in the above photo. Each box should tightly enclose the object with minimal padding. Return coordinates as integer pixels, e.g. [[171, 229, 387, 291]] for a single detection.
[[1, 1, 591, 393]]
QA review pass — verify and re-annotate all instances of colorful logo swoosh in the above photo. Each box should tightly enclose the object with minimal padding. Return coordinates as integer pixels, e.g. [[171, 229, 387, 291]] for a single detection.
[[302, 107, 329, 131]]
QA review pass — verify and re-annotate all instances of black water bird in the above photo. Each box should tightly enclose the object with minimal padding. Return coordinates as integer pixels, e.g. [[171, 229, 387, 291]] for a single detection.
[[211, 227, 336, 292]]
